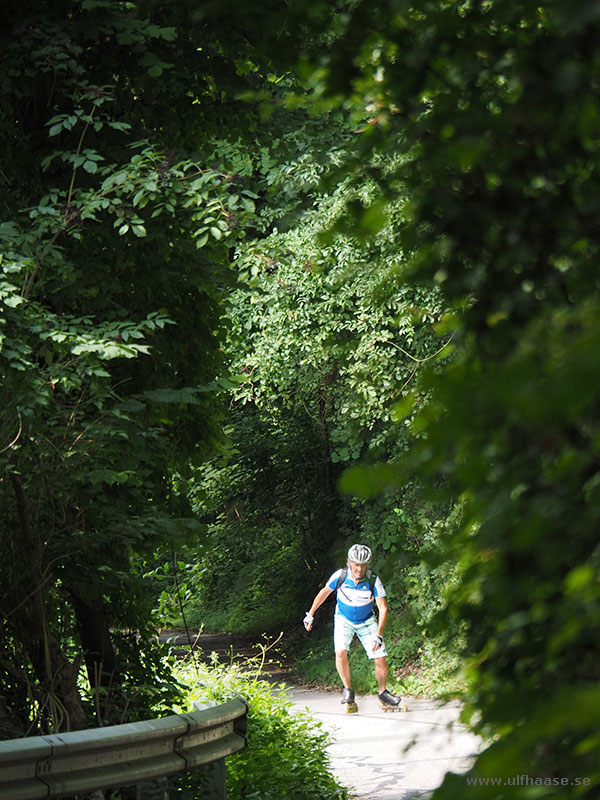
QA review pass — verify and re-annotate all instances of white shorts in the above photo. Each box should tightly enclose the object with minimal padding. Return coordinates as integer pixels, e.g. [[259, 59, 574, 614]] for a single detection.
[[333, 613, 388, 659]]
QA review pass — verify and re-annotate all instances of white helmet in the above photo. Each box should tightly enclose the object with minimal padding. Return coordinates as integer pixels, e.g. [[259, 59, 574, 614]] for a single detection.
[[347, 544, 372, 564]]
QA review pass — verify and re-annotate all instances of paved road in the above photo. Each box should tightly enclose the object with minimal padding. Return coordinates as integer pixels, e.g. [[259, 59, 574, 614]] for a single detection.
[[287, 688, 482, 800]]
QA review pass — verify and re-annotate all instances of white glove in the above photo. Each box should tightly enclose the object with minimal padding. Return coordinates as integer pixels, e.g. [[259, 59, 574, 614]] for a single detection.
[[303, 612, 314, 630], [373, 634, 384, 651]]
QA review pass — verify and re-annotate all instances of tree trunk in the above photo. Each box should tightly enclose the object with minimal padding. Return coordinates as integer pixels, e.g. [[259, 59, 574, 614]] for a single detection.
[[9, 467, 88, 732], [72, 592, 117, 690]]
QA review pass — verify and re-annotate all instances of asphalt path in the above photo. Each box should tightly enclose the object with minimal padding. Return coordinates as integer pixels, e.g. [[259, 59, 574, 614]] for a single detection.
[[287, 687, 483, 800]]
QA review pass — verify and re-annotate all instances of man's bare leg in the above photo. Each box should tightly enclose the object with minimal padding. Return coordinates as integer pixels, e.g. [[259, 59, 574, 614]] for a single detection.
[[335, 649, 352, 688], [374, 656, 388, 692]]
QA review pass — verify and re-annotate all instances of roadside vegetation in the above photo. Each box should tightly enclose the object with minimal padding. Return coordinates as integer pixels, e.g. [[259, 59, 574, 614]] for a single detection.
[[173, 658, 347, 800]]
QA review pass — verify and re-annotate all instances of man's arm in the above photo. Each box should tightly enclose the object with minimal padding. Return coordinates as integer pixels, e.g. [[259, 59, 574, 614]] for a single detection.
[[373, 596, 388, 649], [304, 586, 333, 631]]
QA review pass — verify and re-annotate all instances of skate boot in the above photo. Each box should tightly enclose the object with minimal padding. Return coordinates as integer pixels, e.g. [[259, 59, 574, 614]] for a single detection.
[[378, 689, 406, 712], [341, 687, 358, 714]]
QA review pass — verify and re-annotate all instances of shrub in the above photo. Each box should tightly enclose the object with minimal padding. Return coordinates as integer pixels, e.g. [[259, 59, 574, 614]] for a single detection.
[[173, 659, 347, 800]]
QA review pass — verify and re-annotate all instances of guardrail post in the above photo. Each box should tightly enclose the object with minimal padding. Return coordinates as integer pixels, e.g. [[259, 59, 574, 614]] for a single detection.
[[203, 758, 227, 799]]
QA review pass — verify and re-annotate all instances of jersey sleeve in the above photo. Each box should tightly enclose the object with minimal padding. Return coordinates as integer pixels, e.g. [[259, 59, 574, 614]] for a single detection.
[[326, 569, 343, 591], [374, 575, 386, 598]]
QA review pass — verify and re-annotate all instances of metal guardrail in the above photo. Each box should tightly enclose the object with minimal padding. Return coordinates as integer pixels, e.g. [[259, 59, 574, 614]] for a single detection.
[[0, 697, 247, 800]]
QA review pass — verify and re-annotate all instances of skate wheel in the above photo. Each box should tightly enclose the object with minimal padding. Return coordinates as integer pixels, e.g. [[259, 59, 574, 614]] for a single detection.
[[345, 702, 358, 714]]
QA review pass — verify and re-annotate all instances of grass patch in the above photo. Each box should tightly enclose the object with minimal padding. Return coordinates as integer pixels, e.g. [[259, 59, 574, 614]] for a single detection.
[[288, 624, 466, 699]]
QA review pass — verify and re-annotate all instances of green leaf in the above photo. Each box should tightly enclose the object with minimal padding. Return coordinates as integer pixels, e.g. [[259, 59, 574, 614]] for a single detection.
[[338, 464, 399, 498], [3, 294, 24, 308]]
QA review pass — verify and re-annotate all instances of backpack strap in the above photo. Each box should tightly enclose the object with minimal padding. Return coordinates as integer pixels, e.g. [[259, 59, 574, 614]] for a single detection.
[[335, 567, 348, 592], [368, 571, 377, 597]]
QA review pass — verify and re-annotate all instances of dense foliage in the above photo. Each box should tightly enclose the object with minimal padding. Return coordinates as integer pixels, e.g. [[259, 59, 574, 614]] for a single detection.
[[3, 0, 599, 797], [0, 0, 282, 734], [184, 139, 459, 687], [264, 0, 600, 795]]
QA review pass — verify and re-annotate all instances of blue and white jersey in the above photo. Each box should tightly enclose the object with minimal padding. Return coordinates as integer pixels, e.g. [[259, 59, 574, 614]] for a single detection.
[[326, 568, 386, 623]]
